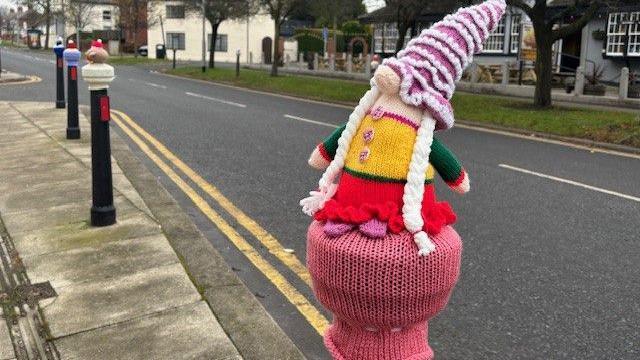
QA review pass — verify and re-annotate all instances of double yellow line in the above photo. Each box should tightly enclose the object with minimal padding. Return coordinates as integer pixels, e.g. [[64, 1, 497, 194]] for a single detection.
[[110, 109, 329, 335]]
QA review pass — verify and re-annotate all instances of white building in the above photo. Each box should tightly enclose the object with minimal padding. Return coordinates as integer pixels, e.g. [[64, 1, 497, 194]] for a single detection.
[[147, 1, 275, 64], [38, 1, 118, 48]]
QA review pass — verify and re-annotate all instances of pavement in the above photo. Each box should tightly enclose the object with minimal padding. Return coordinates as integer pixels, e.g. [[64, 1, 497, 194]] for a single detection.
[[0, 47, 639, 359], [0, 101, 302, 359]]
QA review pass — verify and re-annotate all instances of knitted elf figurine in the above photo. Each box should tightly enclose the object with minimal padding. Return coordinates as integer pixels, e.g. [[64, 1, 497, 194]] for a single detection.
[[301, 1, 506, 359]]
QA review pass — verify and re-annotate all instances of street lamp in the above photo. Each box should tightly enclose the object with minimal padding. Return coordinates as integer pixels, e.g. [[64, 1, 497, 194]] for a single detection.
[[201, 0, 206, 72]]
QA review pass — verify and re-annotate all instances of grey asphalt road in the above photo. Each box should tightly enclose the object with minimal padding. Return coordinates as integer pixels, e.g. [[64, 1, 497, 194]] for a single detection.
[[1, 47, 638, 360]]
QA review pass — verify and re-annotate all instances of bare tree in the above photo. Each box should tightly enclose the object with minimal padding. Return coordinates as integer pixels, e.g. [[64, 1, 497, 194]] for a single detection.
[[187, 0, 258, 69], [260, 0, 301, 76], [114, 0, 159, 56], [59, 0, 97, 46], [508, 0, 601, 107], [22, 0, 53, 48]]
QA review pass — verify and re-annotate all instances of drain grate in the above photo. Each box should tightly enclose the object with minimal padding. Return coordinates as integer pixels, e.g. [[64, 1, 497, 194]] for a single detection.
[[0, 218, 59, 360]]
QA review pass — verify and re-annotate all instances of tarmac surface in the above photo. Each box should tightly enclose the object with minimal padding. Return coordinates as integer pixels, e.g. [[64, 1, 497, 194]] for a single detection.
[[1, 47, 639, 359]]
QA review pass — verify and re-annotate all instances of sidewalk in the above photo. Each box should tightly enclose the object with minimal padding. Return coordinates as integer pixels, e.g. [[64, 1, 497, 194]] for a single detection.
[[0, 101, 303, 359]]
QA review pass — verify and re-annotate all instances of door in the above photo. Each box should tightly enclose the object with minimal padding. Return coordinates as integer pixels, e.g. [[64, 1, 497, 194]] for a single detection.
[[262, 37, 273, 64]]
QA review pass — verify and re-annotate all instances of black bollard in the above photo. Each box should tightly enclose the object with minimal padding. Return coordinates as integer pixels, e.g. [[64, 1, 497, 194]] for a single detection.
[[63, 40, 81, 139], [53, 38, 66, 109], [89, 89, 115, 226], [236, 50, 240, 77], [82, 39, 116, 227]]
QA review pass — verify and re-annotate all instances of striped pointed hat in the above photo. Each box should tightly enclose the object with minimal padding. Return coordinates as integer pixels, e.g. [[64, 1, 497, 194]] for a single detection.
[[383, 0, 507, 131]]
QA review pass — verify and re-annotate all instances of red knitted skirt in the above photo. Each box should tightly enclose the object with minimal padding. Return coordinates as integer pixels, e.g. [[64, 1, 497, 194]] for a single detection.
[[307, 221, 462, 360], [314, 171, 456, 235]]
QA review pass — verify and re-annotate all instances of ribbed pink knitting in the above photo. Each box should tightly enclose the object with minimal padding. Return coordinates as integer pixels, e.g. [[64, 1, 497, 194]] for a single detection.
[[307, 222, 462, 359], [383, 0, 507, 130]]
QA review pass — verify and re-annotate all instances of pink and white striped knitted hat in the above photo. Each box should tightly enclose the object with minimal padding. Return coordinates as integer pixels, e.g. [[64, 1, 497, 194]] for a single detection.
[[383, 0, 507, 131]]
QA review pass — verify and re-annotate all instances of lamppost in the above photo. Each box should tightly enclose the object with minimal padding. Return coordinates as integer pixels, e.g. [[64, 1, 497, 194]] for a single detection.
[[201, 0, 206, 72]]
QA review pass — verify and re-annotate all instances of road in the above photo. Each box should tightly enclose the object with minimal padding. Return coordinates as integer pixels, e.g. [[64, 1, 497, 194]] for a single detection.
[[1, 47, 638, 359]]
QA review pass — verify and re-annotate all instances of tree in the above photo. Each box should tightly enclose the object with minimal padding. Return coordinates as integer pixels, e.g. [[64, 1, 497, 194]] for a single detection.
[[384, 0, 422, 54], [60, 0, 97, 46], [508, 0, 601, 107], [22, 0, 52, 49], [309, 0, 366, 27], [114, 0, 159, 56], [260, 0, 301, 76], [186, 0, 257, 69]]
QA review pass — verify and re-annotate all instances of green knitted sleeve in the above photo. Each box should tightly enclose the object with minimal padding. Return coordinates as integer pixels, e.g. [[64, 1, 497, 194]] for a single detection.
[[430, 138, 463, 183], [321, 124, 346, 160]]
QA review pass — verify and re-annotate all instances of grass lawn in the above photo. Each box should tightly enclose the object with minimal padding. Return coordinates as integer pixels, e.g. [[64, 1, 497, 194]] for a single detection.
[[109, 56, 169, 65], [168, 66, 640, 148]]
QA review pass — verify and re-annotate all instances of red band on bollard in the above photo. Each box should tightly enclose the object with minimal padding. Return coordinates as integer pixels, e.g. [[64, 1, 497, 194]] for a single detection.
[[100, 96, 110, 122], [70, 67, 77, 81], [57, 58, 63, 68]]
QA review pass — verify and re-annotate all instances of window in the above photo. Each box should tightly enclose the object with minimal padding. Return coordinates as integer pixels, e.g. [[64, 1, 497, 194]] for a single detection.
[[166, 32, 185, 50], [374, 25, 383, 52], [375, 23, 412, 54], [607, 12, 627, 56], [102, 10, 111, 21], [628, 12, 640, 56], [509, 13, 522, 54], [484, 16, 506, 53], [166, 5, 185, 19], [207, 34, 228, 52]]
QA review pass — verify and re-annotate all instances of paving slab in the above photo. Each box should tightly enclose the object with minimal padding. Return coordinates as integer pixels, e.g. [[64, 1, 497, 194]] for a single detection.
[[0, 309, 15, 360], [54, 301, 240, 360], [24, 233, 179, 289], [43, 263, 201, 337], [1, 195, 137, 234], [11, 212, 162, 258]]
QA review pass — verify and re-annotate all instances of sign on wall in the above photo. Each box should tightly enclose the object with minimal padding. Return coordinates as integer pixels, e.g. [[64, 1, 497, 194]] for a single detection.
[[519, 20, 536, 62]]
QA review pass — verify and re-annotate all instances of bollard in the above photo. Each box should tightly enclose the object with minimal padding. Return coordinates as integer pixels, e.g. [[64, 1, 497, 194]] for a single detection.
[[63, 40, 81, 139], [619, 67, 629, 100], [365, 54, 371, 78], [313, 52, 318, 71], [298, 52, 304, 70], [329, 54, 335, 71], [236, 50, 241, 77], [172, 48, 177, 69], [470, 62, 479, 83], [501, 61, 509, 86], [82, 40, 116, 227], [346, 54, 352, 73], [53, 37, 66, 109], [574, 65, 585, 96]]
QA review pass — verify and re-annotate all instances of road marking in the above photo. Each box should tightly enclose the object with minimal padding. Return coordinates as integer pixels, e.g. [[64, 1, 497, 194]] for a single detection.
[[499, 164, 640, 203], [110, 110, 329, 335], [284, 114, 339, 128], [128, 78, 168, 89], [146, 82, 167, 89], [185, 91, 246, 108], [460, 124, 640, 160], [111, 109, 312, 287]]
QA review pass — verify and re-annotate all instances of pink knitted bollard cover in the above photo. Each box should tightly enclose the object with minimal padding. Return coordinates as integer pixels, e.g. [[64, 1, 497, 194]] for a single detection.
[[307, 221, 462, 359]]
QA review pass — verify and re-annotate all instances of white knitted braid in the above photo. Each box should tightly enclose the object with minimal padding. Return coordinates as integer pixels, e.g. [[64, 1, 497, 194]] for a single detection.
[[402, 112, 437, 256], [318, 84, 380, 189]]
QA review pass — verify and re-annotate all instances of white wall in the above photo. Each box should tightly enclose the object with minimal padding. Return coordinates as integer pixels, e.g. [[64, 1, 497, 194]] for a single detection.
[[148, 1, 275, 63]]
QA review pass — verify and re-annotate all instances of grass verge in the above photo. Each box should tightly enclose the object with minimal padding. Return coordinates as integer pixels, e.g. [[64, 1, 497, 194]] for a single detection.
[[168, 66, 640, 148], [109, 56, 169, 65]]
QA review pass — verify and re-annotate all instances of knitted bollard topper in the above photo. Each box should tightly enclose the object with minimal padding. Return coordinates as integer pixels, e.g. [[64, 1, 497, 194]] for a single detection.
[[302, 0, 506, 256]]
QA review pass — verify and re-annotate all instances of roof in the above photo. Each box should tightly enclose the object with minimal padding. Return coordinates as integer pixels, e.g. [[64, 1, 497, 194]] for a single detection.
[[359, 2, 461, 23]]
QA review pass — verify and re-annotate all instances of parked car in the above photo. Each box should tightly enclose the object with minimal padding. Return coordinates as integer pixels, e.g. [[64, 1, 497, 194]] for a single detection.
[[137, 45, 148, 57]]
